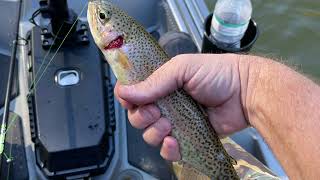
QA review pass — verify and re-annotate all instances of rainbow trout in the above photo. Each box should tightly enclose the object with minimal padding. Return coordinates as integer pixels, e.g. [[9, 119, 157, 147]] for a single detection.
[[87, 1, 239, 179]]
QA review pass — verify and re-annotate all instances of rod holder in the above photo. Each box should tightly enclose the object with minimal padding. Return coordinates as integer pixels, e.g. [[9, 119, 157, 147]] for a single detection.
[[48, 0, 77, 38], [37, 0, 89, 49]]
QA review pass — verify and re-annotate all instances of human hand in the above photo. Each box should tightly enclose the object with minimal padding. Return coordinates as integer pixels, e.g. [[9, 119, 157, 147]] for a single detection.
[[114, 54, 249, 161]]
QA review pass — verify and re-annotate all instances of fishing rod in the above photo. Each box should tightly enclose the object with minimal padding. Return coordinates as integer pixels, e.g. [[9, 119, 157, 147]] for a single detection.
[[0, 0, 22, 175], [0, 41, 18, 175]]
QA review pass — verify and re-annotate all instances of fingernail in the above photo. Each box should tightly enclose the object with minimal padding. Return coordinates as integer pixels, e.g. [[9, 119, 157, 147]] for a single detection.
[[164, 137, 176, 149]]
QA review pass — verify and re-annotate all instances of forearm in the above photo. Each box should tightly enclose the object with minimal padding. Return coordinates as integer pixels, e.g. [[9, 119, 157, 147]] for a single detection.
[[239, 55, 320, 179]]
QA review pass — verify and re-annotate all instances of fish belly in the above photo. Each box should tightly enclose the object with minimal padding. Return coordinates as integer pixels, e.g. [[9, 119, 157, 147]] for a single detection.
[[156, 89, 239, 179]]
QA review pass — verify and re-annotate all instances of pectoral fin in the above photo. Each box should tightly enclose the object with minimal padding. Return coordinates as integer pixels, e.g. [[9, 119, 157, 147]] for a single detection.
[[118, 50, 132, 70]]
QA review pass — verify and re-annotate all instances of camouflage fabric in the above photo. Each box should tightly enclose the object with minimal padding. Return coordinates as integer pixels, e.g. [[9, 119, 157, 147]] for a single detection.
[[173, 137, 280, 180]]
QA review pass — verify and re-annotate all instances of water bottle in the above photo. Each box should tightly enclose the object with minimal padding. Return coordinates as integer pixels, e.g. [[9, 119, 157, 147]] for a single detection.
[[209, 0, 252, 49]]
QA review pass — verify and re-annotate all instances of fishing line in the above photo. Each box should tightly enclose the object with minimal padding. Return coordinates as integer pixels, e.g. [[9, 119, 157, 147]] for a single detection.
[[29, 9, 41, 27], [0, 0, 22, 176], [4, 114, 17, 135], [0, 113, 18, 176], [17, 36, 28, 46], [28, 2, 88, 97], [3, 153, 10, 162], [28, 23, 64, 95], [6, 126, 13, 180], [1, 1, 88, 178]]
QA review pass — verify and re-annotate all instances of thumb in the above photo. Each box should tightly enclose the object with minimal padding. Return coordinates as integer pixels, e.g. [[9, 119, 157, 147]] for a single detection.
[[117, 55, 191, 105]]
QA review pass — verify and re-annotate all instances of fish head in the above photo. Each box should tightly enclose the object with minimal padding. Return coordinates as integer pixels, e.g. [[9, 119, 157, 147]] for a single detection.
[[87, 0, 133, 50], [87, 0, 138, 83], [87, 0, 168, 84]]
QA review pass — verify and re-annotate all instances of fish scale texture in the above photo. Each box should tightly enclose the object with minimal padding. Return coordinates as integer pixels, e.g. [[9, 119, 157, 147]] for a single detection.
[[88, 1, 238, 179]]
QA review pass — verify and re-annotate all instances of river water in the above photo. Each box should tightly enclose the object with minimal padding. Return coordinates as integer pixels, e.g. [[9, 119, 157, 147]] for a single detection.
[[205, 0, 320, 81]]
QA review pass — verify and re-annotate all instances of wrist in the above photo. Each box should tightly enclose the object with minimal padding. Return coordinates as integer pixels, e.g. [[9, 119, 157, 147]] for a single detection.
[[237, 54, 265, 125]]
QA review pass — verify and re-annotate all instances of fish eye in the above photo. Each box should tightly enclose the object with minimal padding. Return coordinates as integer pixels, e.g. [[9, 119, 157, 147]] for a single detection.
[[99, 12, 106, 20], [98, 10, 112, 23]]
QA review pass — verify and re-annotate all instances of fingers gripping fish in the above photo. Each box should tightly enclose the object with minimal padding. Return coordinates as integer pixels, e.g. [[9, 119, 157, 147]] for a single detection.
[[87, 1, 239, 179]]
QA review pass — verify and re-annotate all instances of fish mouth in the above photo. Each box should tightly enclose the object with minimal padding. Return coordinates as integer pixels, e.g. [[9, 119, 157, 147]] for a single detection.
[[104, 36, 124, 50]]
